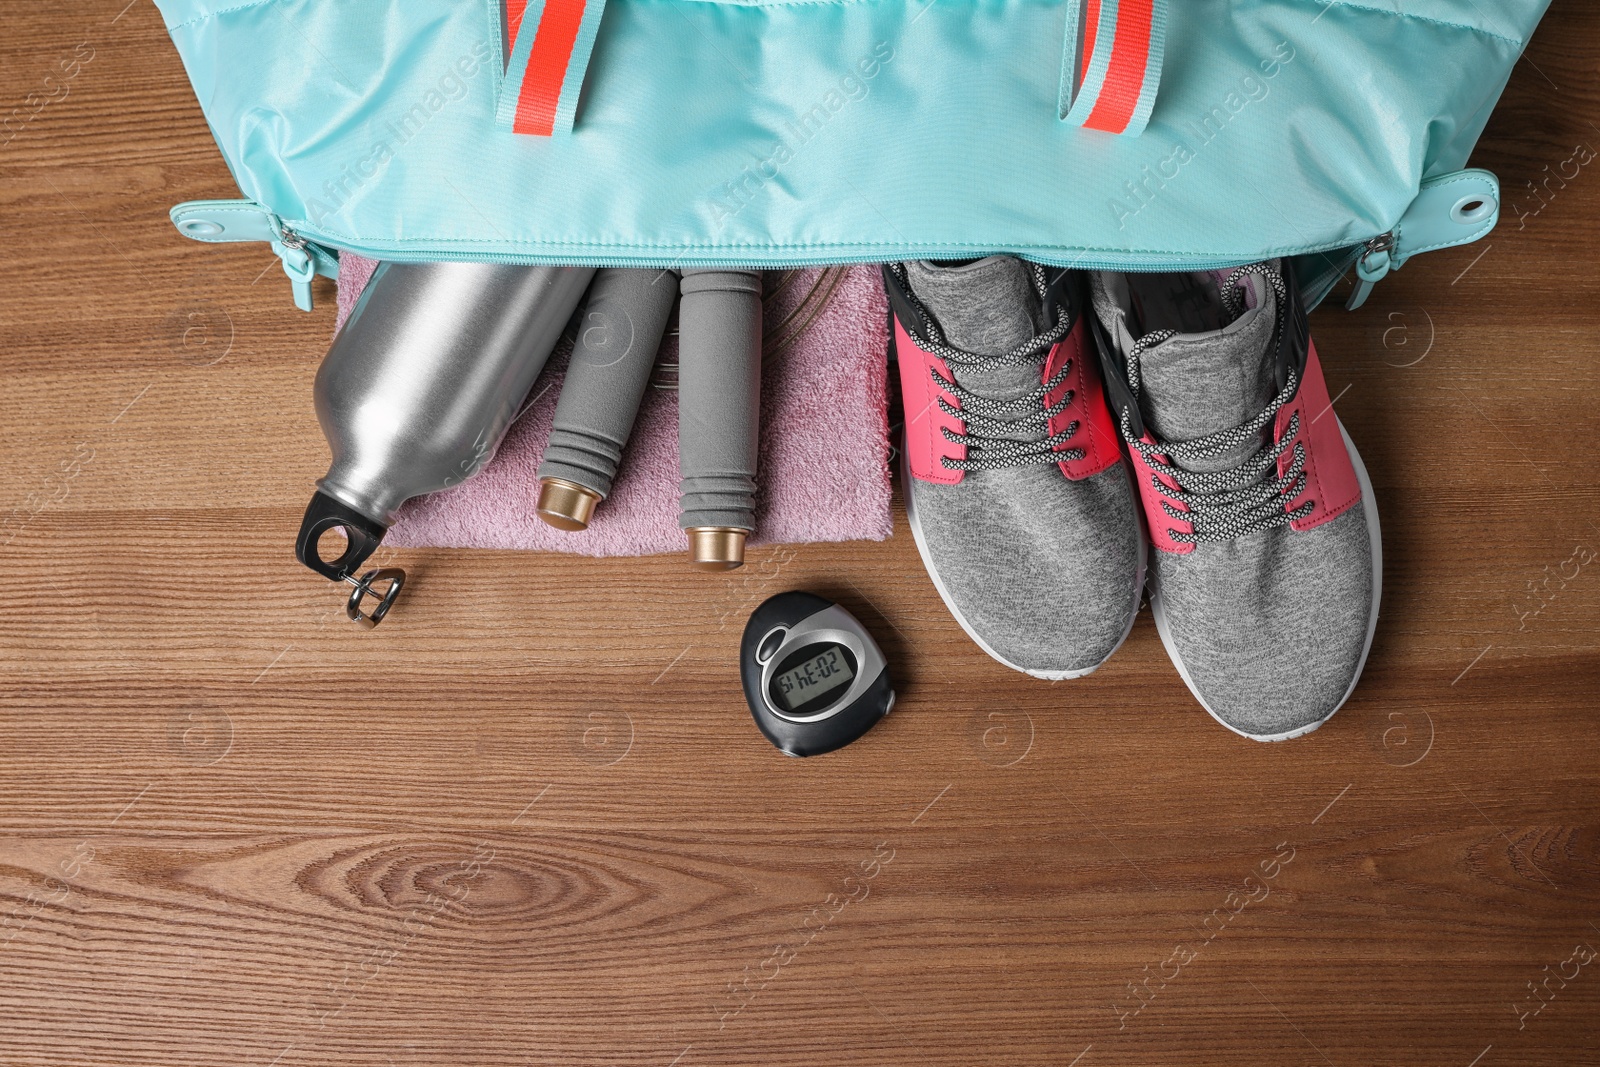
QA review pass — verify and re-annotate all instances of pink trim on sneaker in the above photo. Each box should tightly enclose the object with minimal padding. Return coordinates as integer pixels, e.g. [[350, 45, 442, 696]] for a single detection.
[[897, 312, 1124, 487], [1127, 437, 1195, 555], [1046, 316, 1122, 482], [1278, 341, 1362, 531], [1133, 339, 1360, 553], [894, 315, 965, 485]]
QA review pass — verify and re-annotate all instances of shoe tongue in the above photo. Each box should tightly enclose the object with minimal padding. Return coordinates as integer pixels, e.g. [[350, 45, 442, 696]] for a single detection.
[[903, 257, 1047, 401], [1137, 280, 1279, 474]]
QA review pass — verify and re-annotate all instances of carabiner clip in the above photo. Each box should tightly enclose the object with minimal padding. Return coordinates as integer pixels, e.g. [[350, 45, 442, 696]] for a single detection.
[[343, 568, 406, 628]]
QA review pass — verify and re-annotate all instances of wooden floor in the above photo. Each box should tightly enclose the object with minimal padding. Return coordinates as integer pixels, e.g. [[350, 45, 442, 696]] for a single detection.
[[3, 4, 1599, 1066]]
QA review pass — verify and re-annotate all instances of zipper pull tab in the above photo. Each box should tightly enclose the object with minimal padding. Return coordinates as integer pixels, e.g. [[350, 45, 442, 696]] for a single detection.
[[1342, 168, 1500, 312], [1344, 231, 1395, 311], [169, 199, 338, 313], [272, 226, 317, 312]]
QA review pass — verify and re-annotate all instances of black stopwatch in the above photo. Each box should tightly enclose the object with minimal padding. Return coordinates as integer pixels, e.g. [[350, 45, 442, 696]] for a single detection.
[[740, 591, 894, 757]]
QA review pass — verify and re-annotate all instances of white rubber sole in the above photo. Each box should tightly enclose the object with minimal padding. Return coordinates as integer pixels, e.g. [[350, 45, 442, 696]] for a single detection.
[[902, 451, 1148, 681], [1148, 418, 1384, 742]]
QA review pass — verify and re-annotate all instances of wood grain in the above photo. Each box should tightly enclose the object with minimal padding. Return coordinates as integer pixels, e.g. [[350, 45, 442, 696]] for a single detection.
[[2, 2, 1599, 1065]]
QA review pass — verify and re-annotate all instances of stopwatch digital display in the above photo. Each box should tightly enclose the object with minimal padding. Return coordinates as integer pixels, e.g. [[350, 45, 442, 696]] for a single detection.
[[769, 643, 857, 715], [740, 591, 894, 757]]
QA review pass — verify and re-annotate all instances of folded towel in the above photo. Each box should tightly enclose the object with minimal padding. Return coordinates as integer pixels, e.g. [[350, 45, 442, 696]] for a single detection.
[[333, 255, 893, 556]]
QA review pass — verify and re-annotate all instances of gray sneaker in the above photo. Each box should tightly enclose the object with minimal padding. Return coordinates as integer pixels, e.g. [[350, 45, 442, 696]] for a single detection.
[[885, 257, 1144, 679], [1088, 260, 1382, 740]]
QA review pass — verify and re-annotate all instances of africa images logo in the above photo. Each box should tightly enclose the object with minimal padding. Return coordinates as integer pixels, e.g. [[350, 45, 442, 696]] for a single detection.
[[1108, 40, 1296, 231], [708, 42, 896, 230], [304, 40, 495, 228]]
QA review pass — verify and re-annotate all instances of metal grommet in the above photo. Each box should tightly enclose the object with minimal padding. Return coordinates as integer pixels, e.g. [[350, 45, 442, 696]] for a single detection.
[[1450, 195, 1495, 225]]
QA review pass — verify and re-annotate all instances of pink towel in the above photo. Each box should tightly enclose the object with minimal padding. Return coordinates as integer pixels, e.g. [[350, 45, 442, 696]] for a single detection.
[[333, 255, 892, 556]]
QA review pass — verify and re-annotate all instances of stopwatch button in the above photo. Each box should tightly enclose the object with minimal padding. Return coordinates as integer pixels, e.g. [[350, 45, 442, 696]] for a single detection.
[[757, 626, 787, 663]]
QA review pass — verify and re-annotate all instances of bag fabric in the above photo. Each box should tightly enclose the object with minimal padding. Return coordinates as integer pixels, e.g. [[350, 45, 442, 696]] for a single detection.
[[155, 0, 1548, 283]]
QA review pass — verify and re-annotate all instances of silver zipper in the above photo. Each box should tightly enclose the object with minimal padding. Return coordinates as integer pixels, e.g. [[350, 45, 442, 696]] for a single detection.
[[1344, 230, 1397, 311], [272, 223, 317, 311], [1356, 231, 1395, 273]]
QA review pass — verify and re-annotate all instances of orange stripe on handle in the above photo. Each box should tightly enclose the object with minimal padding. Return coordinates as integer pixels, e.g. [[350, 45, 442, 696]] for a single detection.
[[506, 0, 528, 46], [1083, 0, 1153, 134], [1078, 0, 1100, 90], [513, 0, 588, 136]]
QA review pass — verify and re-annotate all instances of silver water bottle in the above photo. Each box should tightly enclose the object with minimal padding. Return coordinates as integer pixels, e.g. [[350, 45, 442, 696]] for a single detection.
[[676, 268, 763, 570], [536, 268, 678, 530], [296, 260, 596, 624]]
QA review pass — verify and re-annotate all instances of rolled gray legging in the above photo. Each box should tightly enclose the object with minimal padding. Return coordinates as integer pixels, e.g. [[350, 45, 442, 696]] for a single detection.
[[677, 268, 763, 533], [538, 268, 678, 499]]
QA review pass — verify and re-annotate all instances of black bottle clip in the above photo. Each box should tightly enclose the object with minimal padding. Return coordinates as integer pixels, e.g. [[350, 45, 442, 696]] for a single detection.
[[295, 491, 405, 628]]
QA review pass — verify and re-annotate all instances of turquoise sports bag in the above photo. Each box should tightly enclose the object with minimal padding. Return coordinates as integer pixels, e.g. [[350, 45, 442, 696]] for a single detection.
[[155, 0, 1549, 311]]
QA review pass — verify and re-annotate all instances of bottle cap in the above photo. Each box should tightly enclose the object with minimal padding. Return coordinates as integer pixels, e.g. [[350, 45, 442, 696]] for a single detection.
[[687, 527, 746, 570], [537, 478, 601, 531]]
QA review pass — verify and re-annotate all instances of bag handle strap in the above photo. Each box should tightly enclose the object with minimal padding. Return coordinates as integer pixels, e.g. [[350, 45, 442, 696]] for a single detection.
[[1059, 0, 1168, 136], [507, 0, 529, 42], [497, 0, 1162, 139], [496, 0, 607, 136]]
